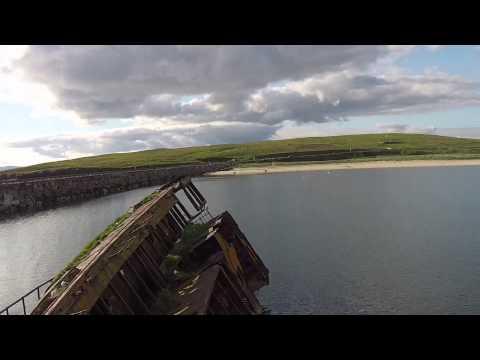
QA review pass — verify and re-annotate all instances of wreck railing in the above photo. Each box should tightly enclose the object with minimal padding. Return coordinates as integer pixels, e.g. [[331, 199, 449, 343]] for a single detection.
[[0, 278, 54, 315], [191, 207, 214, 225]]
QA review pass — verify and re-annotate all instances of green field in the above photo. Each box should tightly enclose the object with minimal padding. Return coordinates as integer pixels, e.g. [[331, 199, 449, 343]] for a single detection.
[[12, 133, 480, 174]]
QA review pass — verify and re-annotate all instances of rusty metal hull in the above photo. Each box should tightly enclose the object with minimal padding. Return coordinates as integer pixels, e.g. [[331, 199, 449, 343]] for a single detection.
[[31, 177, 269, 315]]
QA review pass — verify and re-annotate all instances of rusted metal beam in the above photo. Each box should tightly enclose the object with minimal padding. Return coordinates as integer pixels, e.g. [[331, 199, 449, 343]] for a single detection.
[[124, 260, 156, 302], [182, 185, 201, 211], [174, 196, 192, 220], [166, 213, 183, 236], [187, 182, 206, 204], [170, 206, 187, 228], [107, 283, 135, 314], [174, 204, 189, 224], [118, 271, 150, 314], [140, 244, 169, 283], [135, 245, 167, 288]]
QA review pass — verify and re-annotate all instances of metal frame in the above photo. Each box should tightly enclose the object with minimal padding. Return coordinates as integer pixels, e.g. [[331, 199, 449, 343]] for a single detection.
[[0, 278, 54, 315], [191, 207, 214, 225]]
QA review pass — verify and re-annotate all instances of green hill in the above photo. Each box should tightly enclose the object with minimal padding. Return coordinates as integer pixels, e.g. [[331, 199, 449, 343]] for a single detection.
[[12, 133, 480, 174]]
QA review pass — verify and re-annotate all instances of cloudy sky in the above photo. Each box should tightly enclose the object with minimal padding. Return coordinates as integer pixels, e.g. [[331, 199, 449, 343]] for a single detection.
[[1, 45, 480, 167]]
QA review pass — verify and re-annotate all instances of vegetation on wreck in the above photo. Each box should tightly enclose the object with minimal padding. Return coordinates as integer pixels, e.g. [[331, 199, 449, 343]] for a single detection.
[[132, 191, 160, 210], [48, 191, 211, 313], [174, 223, 210, 256], [160, 223, 210, 282], [143, 222, 210, 314], [52, 191, 161, 283]]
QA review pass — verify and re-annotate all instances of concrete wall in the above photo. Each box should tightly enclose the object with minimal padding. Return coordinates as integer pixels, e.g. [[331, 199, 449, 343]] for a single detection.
[[0, 163, 230, 219]]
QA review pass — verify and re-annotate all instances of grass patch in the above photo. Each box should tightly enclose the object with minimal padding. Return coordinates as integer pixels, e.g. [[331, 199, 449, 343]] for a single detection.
[[160, 223, 210, 281], [52, 192, 160, 283], [180, 223, 210, 245], [133, 191, 160, 210], [53, 212, 132, 283], [172, 223, 210, 259]]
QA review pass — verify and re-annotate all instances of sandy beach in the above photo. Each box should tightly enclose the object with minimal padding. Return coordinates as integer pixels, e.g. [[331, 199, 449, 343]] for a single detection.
[[206, 159, 480, 177]]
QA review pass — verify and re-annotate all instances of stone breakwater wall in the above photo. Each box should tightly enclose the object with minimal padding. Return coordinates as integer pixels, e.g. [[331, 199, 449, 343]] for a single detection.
[[0, 163, 231, 219]]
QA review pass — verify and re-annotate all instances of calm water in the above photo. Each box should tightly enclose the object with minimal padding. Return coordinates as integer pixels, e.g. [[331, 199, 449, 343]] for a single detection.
[[0, 186, 160, 311], [195, 167, 480, 314], [2, 167, 480, 314]]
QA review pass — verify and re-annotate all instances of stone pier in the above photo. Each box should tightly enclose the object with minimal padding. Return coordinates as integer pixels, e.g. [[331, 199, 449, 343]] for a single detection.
[[0, 163, 230, 219]]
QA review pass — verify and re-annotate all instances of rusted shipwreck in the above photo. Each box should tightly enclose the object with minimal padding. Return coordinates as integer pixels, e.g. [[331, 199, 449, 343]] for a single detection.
[[29, 177, 269, 315]]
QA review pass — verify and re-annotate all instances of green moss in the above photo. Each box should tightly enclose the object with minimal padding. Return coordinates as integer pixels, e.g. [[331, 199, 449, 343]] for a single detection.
[[133, 191, 159, 210], [53, 212, 131, 283], [52, 192, 160, 283], [160, 255, 182, 275], [182, 223, 210, 243], [171, 223, 209, 258], [159, 223, 210, 282]]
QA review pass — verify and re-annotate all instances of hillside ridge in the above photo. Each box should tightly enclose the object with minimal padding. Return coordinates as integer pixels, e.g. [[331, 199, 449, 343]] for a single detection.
[[9, 133, 480, 174]]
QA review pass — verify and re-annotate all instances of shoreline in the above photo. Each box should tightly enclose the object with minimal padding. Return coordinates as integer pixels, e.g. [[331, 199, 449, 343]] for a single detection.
[[206, 159, 480, 177]]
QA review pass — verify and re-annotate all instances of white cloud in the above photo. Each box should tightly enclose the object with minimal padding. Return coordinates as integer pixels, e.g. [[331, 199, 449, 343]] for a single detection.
[[8, 122, 278, 160], [0, 142, 54, 167], [375, 122, 437, 134], [425, 45, 444, 51], [0, 45, 84, 125]]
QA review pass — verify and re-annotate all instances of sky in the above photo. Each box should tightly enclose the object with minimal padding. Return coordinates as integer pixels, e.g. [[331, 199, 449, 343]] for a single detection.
[[1, 45, 480, 167]]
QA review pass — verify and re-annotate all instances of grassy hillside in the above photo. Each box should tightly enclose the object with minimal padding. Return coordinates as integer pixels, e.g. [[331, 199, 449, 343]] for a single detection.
[[12, 133, 480, 174]]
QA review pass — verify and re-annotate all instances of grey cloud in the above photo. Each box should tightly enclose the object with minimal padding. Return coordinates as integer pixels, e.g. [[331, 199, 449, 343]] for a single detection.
[[18, 45, 391, 121], [9, 122, 278, 159], [13, 45, 480, 157], [18, 46, 480, 127], [141, 73, 480, 126], [246, 73, 480, 124]]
